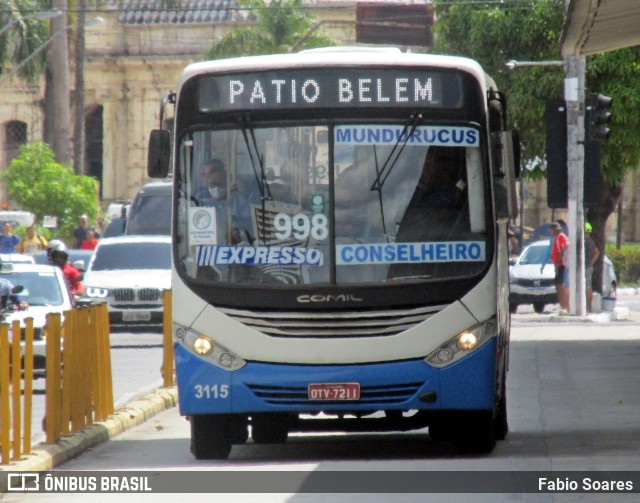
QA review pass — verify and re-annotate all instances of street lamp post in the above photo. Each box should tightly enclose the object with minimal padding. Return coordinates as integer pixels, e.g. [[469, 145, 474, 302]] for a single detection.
[[505, 57, 587, 316], [0, 17, 103, 86], [505, 59, 564, 70], [0, 9, 61, 38]]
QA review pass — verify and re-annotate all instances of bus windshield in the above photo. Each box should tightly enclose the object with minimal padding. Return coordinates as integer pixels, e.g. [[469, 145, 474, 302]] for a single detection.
[[176, 123, 488, 286]]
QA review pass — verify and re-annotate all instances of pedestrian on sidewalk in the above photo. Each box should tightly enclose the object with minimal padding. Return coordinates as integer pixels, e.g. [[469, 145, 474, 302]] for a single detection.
[[548, 221, 570, 314], [584, 222, 600, 313]]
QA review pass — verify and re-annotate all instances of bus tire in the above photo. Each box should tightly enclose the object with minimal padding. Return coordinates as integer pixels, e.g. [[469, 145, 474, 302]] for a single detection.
[[453, 411, 496, 455], [509, 303, 518, 314], [190, 414, 232, 460], [428, 414, 454, 443], [533, 302, 545, 314], [493, 386, 509, 441], [251, 413, 289, 444]]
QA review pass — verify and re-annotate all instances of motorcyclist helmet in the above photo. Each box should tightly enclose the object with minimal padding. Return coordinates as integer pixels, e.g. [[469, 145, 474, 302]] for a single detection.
[[51, 249, 69, 263], [47, 240, 68, 262]]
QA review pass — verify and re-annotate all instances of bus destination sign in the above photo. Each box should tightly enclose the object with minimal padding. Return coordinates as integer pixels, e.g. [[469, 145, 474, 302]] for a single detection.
[[197, 69, 463, 111]]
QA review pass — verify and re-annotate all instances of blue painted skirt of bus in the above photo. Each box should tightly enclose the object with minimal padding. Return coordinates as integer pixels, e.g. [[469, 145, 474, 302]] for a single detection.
[[175, 338, 497, 415]]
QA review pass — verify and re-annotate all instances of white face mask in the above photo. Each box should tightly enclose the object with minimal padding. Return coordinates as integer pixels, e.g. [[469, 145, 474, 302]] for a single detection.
[[209, 186, 222, 199]]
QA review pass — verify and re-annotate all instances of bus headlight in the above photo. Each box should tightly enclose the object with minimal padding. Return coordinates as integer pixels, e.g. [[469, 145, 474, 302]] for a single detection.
[[457, 331, 477, 350], [424, 319, 496, 368], [174, 323, 246, 371], [193, 336, 213, 355]]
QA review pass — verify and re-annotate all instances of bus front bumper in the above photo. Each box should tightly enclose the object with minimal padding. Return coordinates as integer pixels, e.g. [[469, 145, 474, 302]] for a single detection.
[[175, 338, 497, 416]]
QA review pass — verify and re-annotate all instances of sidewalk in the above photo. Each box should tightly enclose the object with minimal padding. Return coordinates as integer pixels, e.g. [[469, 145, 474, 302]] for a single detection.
[[516, 286, 639, 324], [0, 387, 178, 490]]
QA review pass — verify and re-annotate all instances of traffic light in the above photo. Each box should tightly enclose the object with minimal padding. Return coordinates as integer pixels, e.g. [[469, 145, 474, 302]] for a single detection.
[[545, 100, 568, 208], [586, 93, 612, 143], [545, 99, 603, 208]]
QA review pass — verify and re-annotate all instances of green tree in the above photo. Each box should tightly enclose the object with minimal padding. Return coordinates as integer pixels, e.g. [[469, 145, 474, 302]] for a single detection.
[[0, 0, 51, 82], [432, 0, 640, 276], [2, 142, 101, 238], [206, 0, 337, 59]]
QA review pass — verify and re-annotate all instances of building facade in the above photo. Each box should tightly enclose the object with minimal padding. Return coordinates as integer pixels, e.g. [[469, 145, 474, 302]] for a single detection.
[[0, 0, 355, 205]]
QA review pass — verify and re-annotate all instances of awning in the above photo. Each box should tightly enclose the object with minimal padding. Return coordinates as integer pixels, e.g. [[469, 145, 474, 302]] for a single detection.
[[561, 0, 640, 56]]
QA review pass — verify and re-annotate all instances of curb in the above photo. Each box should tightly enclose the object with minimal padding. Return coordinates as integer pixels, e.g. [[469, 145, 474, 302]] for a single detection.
[[0, 386, 178, 489], [546, 306, 630, 323]]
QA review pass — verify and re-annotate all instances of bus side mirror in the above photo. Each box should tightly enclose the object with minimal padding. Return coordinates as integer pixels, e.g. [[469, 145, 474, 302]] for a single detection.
[[148, 129, 171, 178], [492, 131, 518, 220]]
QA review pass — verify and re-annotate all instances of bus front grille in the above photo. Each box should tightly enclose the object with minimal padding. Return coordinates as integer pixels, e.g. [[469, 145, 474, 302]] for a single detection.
[[246, 382, 423, 406], [217, 305, 445, 338]]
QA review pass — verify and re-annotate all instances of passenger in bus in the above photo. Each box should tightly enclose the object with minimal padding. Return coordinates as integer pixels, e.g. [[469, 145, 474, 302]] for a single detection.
[[195, 158, 226, 204], [407, 147, 467, 211], [388, 146, 471, 280], [199, 163, 257, 245]]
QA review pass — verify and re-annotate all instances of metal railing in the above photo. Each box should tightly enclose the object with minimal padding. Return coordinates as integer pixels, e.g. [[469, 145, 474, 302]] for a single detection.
[[0, 292, 175, 464]]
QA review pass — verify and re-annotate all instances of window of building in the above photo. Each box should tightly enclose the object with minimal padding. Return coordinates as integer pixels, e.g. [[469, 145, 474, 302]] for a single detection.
[[5, 121, 27, 164]]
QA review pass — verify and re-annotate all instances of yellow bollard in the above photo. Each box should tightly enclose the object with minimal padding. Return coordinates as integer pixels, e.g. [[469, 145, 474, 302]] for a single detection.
[[45, 313, 62, 444], [61, 308, 76, 435], [22, 318, 34, 455], [89, 306, 101, 421], [88, 306, 101, 424], [162, 290, 174, 387], [0, 323, 11, 464], [100, 303, 114, 417], [70, 308, 86, 432], [11, 321, 22, 460], [94, 304, 111, 421], [79, 307, 93, 428]]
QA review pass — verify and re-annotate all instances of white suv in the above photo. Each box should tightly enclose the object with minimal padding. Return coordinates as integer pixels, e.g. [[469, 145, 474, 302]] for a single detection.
[[80, 236, 171, 330]]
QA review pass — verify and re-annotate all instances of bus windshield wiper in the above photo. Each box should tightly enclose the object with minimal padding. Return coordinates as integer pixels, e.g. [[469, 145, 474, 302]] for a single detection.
[[240, 115, 272, 244], [240, 115, 273, 203], [369, 113, 422, 238], [370, 112, 422, 192]]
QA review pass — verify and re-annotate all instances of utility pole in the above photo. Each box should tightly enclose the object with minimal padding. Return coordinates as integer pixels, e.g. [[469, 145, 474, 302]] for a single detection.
[[74, 0, 87, 175], [45, 0, 71, 165], [564, 55, 586, 316]]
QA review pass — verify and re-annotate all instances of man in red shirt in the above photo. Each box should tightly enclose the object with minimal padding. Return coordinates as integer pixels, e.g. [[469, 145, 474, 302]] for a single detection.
[[51, 247, 84, 298], [550, 221, 569, 314]]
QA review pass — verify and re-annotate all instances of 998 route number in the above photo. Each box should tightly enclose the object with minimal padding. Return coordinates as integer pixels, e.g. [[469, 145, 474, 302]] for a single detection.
[[194, 384, 229, 399]]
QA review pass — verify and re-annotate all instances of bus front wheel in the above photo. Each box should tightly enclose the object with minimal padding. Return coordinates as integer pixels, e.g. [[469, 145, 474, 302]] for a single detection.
[[190, 414, 233, 460], [453, 411, 496, 454]]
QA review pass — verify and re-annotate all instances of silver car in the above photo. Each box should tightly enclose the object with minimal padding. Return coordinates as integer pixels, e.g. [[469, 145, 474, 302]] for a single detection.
[[509, 240, 617, 314], [1, 263, 75, 378], [80, 236, 171, 330]]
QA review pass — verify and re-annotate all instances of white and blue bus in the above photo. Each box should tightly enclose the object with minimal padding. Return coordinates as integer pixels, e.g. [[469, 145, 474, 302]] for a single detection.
[[147, 48, 519, 459]]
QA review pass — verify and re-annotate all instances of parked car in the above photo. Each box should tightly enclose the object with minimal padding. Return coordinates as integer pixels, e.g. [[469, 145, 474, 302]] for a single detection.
[[103, 216, 126, 238], [1, 262, 75, 378], [522, 220, 568, 246], [31, 248, 94, 272], [0, 210, 35, 228], [80, 235, 171, 330], [125, 181, 171, 236], [0, 253, 35, 264], [509, 239, 617, 314]]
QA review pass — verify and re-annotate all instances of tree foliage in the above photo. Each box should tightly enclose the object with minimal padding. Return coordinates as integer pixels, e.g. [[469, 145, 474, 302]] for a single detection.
[[432, 0, 640, 283], [432, 0, 640, 186], [0, 0, 52, 82], [2, 142, 101, 236], [206, 0, 337, 59]]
